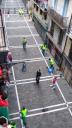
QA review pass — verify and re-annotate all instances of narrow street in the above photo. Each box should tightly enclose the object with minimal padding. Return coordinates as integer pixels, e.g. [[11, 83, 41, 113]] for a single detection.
[[1, 0, 72, 127]]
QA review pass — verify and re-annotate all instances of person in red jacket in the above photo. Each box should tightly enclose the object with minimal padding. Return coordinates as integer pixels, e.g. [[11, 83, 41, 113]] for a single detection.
[[0, 95, 9, 107], [51, 77, 57, 89]]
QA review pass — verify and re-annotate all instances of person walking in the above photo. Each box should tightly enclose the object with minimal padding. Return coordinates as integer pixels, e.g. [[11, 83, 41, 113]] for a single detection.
[[22, 37, 27, 50], [50, 77, 57, 89], [20, 107, 28, 127], [18, 8, 24, 16], [7, 51, 12, 63], [48, 58, 55, 73], [29, 9, 32, 19], [36, 69, 41, 84], [22, 62, 26, 72], [7, 10, 10, 18], [40, 44, 46, 56], [49, 58, 54, 67]]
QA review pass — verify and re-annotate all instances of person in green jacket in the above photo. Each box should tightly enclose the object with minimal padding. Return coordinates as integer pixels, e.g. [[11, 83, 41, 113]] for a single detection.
[[22, 37, 27, 50], [21, 107, 28, 127]]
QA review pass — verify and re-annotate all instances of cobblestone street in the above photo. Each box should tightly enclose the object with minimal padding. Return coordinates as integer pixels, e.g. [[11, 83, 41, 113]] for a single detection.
[[1, 0, 72, 127]]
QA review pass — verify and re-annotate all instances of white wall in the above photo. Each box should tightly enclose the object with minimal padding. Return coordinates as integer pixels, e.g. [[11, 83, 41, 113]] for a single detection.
[[66, 0, 72, 25], [56, 0, 64, 15], [48, 0, 54, 8], [67, 0, 72, 17], [48, 0, 64, 15]]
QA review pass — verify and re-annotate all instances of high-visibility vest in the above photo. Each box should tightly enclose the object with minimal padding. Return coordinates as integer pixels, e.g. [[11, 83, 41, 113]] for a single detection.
[[8, 124, 16, 128], [43, 46, 46, 50], [40, 44, 44, 49], [40, 44, 46, 51], [11, 124, 16, 128], [22, 38, 27, 45], [50, 58, 55, 65], [21, 109, 27, 117], [18, 9, 24, 15]]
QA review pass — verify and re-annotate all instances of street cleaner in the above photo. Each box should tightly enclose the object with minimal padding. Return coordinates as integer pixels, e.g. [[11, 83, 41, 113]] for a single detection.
[[40, 44, 46, 56], [48, 57, 55, 73], [20, 106, 28, 127], [18, 8, 24, 16], [22, 37, 27, 50]]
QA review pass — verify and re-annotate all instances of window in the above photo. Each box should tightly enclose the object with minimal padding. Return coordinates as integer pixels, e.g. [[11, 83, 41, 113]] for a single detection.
[[40, 9, 43, 15], [58, 29, 64, 46], [36, 5, 38, 11], [50, 21, 55, 36], [44, 11, 47, 20]]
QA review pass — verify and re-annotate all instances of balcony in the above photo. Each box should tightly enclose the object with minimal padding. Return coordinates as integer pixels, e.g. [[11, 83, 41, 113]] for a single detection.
[[33, 1, 48, 30], [34, 0, 48, 11], [67, 32, 72, 39], [48, 8, 68, 29]]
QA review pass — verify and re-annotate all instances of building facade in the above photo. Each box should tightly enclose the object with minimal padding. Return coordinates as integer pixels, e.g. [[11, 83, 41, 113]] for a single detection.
[[33, 0, 72, 85], [0, 10, 8, 64], [46, 0, 69, 66], [0, 9, 8, 64], [62, 14, 72, 86]]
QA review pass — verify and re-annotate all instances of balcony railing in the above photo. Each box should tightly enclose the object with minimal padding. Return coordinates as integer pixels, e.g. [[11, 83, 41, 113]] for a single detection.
[[48, 8, 68, 29], [67, 20, 72, 39], [34, 0, 48, 12], [67, 32, 72, 39]]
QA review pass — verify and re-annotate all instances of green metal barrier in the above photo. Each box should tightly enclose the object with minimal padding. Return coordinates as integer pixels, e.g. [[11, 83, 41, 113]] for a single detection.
[[0, 107, 9, 119]]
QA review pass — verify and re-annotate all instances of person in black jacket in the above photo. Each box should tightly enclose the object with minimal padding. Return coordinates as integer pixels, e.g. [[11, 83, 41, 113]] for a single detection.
[[22, 62, 26, 72], [36, 69, 41, 84]]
